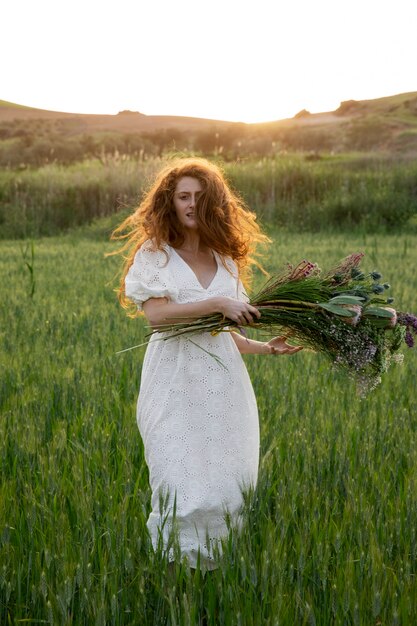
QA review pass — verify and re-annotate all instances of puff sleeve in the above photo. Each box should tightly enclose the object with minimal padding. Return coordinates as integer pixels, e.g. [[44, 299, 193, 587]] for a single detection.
[[125, 242, 179, 311]]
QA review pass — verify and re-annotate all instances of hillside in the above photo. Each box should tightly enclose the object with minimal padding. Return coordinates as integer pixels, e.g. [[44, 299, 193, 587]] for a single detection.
[[0, 99, 235, 132], [1, 91, 417, 165]]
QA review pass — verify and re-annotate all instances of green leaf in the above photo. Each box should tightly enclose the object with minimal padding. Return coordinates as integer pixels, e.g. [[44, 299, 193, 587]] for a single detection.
[[319, 303, 355, 316], [329, 295, 365, 305], [188, 339, 229, 371], [363, 307, 395, 318]]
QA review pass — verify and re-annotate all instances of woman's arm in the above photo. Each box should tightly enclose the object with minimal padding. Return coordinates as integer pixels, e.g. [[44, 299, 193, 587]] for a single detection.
[[142, 297, 302, 354], [231, 331, 303, 355], [142, 296, 261, 328]]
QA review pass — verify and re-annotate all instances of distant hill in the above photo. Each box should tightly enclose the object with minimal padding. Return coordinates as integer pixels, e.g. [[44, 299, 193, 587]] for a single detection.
[[1, 91, 417, 165], [0, 99, 235, 132], [2, 91, 417, 130]]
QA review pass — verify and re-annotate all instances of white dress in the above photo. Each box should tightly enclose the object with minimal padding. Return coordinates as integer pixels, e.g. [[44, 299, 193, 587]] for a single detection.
[[125, 240, 259, 570]]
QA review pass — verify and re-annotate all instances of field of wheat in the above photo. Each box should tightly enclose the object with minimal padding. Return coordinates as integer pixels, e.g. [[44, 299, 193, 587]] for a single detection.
[[1, 227, 416, 624]]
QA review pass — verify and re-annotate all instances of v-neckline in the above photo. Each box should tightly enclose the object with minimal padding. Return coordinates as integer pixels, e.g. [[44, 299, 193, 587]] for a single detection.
[[169, 246, 219, 291]]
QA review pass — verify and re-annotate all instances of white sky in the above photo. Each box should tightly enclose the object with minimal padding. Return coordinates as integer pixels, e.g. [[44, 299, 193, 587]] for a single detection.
[[1, 0, 417, 123]]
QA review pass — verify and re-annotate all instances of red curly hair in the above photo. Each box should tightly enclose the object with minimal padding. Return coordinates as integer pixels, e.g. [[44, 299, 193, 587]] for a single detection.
[[111, 157, 270, 314]]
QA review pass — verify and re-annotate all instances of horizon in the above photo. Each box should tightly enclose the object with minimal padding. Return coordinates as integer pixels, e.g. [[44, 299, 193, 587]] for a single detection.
[[3, 88, 417, 125]]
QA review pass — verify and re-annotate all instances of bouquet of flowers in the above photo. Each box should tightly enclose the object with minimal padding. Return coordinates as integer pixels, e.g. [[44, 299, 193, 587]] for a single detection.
[[150, 253, 417, 395]]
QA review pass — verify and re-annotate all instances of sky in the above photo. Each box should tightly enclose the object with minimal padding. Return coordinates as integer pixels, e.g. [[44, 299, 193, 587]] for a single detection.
[[2, 0, 417, 123]]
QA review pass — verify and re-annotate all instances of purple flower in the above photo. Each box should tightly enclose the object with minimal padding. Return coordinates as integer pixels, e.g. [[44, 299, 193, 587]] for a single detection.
[[405, 330, 414, 348], [398, 312, 417, 328], [397, 312, 417, 348]]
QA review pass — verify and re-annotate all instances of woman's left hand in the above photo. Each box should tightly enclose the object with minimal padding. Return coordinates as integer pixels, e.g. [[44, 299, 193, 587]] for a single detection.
[[265, 336, 303, 355]]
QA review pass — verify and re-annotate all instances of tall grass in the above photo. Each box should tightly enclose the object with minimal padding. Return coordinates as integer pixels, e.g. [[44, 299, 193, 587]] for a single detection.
[[1, 230, 417, 624], [0, 158, 160, 239], [1, 154, 417, 238]]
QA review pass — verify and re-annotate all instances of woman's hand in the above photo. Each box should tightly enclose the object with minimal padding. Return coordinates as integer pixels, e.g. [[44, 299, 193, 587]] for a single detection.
[[264, 336, 303, 355], [231, 332, 304, 355], [217, 297, 261, 325]]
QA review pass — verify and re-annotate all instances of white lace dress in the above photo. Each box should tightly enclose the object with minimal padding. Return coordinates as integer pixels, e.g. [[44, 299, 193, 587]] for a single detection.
[[125, 240, 259, 570]]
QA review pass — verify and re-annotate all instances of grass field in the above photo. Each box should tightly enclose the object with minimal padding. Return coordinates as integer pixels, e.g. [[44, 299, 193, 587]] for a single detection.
[[1, 154, 417, 239], [1, 228, 417, 624]]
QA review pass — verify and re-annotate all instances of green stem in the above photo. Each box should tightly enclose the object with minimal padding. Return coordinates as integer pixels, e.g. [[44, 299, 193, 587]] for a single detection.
[[257, 300, 320, 309]]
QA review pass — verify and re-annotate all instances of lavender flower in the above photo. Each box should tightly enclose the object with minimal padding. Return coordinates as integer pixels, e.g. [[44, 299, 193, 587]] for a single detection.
[[397, 312, 417, 348]]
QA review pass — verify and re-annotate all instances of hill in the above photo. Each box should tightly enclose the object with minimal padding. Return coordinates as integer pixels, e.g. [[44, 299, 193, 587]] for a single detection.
[[1, 91, 417, 165], [0, 99, 235, 132]]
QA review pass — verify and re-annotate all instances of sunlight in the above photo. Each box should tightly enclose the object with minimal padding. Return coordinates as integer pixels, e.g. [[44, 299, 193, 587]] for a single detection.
[[2, 0, 417, 122]]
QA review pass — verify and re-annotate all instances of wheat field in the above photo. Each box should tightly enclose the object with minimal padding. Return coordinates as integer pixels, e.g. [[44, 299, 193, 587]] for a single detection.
[[1, 229, 417, 624]]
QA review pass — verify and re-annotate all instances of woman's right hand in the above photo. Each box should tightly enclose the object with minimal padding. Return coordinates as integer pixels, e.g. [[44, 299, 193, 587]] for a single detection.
[[217, 297, 261, 325]]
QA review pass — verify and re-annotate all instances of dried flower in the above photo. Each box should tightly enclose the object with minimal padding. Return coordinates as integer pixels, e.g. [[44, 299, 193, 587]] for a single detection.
[[324, 252, 365, 286], [288, 260, 320, 281]]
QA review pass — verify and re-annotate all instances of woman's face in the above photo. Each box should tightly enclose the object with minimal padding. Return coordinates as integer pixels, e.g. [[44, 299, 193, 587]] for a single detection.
[[173, 176, 203, 231]]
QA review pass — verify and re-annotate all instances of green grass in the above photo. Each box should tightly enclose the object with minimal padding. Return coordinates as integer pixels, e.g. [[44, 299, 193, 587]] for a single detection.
[[1, 155, 417, 239], [1, 230, 417, 624]]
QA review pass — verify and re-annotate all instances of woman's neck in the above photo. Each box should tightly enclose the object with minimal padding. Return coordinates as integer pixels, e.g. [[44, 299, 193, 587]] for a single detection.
[[179, 231, 207, 255]]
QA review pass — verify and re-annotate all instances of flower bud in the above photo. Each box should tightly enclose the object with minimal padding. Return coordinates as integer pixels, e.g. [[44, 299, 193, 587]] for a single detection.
[[372, 284, 385, 294], [381, 307, 397, 328], [340, 304, 362, 326]]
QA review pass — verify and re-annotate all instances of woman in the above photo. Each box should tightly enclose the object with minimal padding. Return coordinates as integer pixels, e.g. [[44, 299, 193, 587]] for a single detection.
[[113, 157, 301, 572]]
